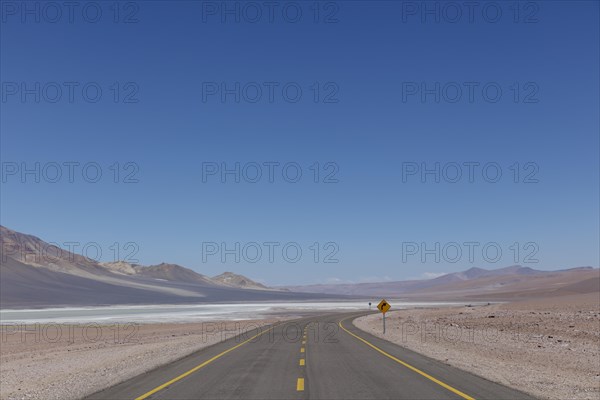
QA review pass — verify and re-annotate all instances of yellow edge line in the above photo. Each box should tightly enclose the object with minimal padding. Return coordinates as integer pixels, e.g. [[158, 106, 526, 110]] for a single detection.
[[134, 325, 275, 400], [339, 317, 475, 400], [297, 378, 305, 391]]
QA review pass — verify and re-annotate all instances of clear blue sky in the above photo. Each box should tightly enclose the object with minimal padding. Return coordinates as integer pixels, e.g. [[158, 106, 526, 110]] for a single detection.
[[1, 1, 598, 285]]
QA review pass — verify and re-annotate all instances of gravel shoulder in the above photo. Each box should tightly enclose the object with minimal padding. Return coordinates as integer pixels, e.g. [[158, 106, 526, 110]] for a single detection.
[[353, 293, 600, 400]]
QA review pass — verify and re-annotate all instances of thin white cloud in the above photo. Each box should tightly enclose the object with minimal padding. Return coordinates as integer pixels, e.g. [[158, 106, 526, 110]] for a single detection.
[[319, 276, 393, 285], [421, 272, 446, 279], [323, 277, 353, 284]]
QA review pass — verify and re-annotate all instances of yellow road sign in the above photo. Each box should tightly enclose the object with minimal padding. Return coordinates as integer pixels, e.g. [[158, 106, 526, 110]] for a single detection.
[[377, 299, 391, 313]]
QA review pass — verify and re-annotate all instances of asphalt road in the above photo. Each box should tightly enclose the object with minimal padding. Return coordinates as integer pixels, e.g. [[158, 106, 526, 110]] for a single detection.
[[87, 312, 535, 400]]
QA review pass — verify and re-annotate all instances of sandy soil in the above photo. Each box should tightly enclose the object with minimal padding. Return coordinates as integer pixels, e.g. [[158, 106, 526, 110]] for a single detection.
[[354, 293, 600, 400], [0, 318, 288, 400]]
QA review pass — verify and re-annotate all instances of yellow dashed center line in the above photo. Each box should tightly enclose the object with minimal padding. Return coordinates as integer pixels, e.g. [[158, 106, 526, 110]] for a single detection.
[[297, 324, 309, 392]]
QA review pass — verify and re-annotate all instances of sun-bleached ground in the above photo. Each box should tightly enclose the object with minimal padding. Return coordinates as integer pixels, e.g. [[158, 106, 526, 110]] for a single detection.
[[354, 293, 600, 400], [0, 319, 288, 400]]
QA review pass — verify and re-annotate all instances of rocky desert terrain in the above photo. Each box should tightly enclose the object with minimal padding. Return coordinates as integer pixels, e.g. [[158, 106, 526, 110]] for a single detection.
[[0, 318, 289, 400], [354, 293, 600, 400]]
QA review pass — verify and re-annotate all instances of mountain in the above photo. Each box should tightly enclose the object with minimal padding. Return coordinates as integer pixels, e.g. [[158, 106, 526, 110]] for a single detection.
[[1, 257, 191, 308], [135, 263, 217, 284], [212, 272, 272, 290], [0, 226, 337, 308], [101, 261, 216, 285], [100, 261, 139, 275], [1, 225, 111, 278], [3, 225, 596, 307], [411, 266, 599, 301], [285, 265, 599, 301], [100, 261, 278, 289], [284, 265, 539, 295]]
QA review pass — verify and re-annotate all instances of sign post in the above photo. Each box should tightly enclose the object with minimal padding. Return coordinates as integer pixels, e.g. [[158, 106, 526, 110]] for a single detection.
[[376, 299, 391, 334]]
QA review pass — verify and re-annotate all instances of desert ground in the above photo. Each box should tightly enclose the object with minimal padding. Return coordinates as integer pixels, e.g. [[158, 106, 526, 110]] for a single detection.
[[0, 318, 290, 400], [2, 294, 598, 400], [354, 293, 600, 400]]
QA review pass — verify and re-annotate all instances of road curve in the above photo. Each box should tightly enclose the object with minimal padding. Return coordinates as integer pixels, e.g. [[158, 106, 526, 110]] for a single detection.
[[87, 312, 535, 400]]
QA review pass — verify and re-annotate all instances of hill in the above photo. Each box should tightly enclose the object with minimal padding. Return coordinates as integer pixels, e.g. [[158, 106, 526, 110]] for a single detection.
[[212, 272, 272, 290], [285, 265, 599, 301], [0, 226, 333, 308]]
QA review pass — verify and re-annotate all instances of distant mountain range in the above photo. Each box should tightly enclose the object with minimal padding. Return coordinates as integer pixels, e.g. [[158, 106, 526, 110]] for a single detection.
[[0, 226, 332, 308], [2, 226, 598, 308], [284, 265, 599, 301], [98, 260, 274, 290]]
